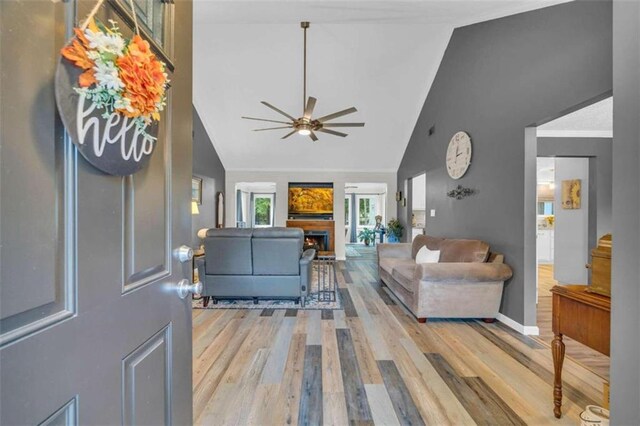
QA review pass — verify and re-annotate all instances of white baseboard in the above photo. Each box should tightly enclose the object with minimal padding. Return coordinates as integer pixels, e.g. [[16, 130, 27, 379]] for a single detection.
[[496, 313, 540, 336], [336, 256, 346, 261]]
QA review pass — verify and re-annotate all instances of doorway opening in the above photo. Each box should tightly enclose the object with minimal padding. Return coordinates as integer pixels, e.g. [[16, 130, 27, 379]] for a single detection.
[[235, 182, 277, 228], [344, 183, 387, 258], [410, 173, 426, 241], [527, 96, 612, 379]]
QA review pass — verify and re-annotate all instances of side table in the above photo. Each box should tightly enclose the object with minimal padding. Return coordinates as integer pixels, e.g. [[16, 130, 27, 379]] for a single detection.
[[315, 251, 337, 302], [192, 248, 208, 306]]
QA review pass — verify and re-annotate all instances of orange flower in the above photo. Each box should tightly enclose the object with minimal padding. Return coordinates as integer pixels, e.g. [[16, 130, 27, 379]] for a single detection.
[[116, 35, 167, 119], [60, 26, 97, 87]]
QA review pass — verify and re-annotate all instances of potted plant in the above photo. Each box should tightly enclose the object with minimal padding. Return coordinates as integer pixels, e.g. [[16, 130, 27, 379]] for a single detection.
[[386, 218, 404, 243], [357, 228, 375, 246]]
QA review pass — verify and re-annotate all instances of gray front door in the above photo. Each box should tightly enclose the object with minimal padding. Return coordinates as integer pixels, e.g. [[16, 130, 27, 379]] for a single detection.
[[0, 0, 194, 424]]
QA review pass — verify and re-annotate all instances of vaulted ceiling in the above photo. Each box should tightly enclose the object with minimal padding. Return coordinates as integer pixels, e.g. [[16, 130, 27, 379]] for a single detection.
[[193, 0, 572, 171]]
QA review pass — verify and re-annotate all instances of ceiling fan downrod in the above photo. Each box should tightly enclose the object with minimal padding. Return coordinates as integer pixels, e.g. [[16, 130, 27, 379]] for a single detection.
[[302, 21, 309, 112]]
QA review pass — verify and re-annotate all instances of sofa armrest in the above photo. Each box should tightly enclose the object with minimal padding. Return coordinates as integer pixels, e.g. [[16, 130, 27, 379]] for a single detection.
[[377, 243, 412, 259], [415, 262, 513, 283], [299, 249, 316, 296]]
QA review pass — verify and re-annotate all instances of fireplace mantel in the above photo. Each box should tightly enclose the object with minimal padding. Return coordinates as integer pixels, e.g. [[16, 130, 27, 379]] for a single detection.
[[286, 220, 335, 252]]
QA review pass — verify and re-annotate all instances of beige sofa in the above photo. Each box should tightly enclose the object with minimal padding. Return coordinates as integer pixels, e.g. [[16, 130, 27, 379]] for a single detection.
[[377, 235, 513, 322]]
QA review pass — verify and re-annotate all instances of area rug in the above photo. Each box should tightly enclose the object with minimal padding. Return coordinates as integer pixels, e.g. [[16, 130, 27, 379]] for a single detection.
[[192, 266, 342, 310]]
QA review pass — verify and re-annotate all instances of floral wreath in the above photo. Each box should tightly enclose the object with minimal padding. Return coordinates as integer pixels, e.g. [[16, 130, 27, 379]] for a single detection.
[[61, 8, 168, 138]]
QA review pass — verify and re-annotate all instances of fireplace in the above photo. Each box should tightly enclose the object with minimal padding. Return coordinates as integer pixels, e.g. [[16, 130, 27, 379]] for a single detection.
[[304, 230, 329, 252], [287, 219, 335, 252]]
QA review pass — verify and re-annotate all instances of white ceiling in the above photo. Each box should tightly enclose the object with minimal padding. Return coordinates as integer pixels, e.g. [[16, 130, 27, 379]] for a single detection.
[[537, 97, 612, 138], [193, 0, 572, 171]]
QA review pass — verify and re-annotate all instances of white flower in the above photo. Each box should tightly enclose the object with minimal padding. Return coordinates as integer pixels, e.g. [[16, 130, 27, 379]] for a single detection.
[[114, 96, 134, 113], [93, 60, 124, 91], [84, 29, 125, 56]]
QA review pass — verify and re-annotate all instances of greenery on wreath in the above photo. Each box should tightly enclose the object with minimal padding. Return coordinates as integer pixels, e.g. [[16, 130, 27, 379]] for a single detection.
[[60, 18, 169, 138]]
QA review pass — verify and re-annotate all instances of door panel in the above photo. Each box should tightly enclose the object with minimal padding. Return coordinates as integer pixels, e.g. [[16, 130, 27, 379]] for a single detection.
[[0, 0, 75, 347], [122, 325, 172, 425], [124, 104, 170, 291], [40, 397, 79, 426], [1, 0, 193, 424]]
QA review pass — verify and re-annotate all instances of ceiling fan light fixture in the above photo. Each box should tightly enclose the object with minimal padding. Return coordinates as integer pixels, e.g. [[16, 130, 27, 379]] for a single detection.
[[297, 123, 312, 136]]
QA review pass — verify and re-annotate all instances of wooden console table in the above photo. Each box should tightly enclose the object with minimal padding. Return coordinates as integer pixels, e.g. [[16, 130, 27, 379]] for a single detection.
[[551, 285, 610, 418]]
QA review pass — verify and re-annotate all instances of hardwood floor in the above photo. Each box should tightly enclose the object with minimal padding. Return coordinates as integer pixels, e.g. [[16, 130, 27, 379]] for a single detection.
[[193, 250, 607, 425], [536, 264, 610, 379]]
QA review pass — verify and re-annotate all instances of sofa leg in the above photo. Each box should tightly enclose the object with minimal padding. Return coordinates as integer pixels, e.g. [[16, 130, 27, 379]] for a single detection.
[[300, 297, 306, 308], [253, 297, 259, 305], [417, 317, 427, 324], [202, 297, 210, 308], [212, 298, 218, 305], [482, 318, 496, 323]]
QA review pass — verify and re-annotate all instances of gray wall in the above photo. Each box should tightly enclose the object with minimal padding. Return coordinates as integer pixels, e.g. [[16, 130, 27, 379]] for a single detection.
[[397, 0, 612, 325], [553, 158, 590, 284], [192, 107, 226, 247], [538, 137, 613, 239], [611, 0, 639, 423]]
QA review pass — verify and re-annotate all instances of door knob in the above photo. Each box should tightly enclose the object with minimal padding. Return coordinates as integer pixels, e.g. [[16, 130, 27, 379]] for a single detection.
[[175, 245, 194, 263], [177, 279, 202, 299]]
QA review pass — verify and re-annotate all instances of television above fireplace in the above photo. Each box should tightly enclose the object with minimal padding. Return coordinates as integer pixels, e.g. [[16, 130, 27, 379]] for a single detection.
[[288, 182, 334, 219]]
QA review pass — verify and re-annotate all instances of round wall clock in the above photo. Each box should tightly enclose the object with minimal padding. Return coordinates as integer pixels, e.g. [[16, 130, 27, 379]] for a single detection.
[[446, 131, 472, 179]]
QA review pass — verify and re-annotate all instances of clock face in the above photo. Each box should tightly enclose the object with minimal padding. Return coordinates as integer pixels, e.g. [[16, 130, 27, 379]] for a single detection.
[[446, 131, 472, 179]]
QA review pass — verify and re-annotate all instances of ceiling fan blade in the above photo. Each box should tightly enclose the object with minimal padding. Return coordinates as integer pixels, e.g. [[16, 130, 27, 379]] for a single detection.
[[242, 116, 292, 125], [322, 122, 365, 128], [317, 107, 357, 123], [309, 130, 319, 141], [260, 101, 296, 121], [303, 96, 317, 120], [281, 129, 297, 139], [253, 126, 293, 132], [317, 128, 348, 137]]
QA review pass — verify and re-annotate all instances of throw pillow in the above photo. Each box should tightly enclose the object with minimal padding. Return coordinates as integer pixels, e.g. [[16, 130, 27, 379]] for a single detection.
[[415, 246, 440, 264]]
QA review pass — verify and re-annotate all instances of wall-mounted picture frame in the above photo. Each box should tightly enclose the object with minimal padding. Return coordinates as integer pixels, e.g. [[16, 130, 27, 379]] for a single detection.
[[192, 177, 203, 205], [561, 179, 581, 209]]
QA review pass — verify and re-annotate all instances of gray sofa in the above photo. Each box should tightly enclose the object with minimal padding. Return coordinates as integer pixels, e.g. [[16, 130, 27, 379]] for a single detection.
[[196, 227, 315, 307]]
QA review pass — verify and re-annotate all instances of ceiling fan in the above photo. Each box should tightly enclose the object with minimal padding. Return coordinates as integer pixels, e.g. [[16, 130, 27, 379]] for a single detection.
[[242, 21, 364, 141]]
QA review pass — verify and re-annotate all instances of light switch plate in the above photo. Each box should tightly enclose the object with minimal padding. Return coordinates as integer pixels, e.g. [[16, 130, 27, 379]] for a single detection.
[[430, 209, 436, 217]]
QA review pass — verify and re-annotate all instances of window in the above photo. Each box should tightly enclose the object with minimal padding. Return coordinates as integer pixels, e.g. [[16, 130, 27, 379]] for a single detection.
[[358, 197, 377, 227], [537, 201, 554, 215], [132, 0, 167, 47], [253, 194, 274, 227]]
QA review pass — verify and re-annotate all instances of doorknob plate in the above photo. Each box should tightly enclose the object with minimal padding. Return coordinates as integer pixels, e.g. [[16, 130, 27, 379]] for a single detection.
[[177, 279, 202, 299]]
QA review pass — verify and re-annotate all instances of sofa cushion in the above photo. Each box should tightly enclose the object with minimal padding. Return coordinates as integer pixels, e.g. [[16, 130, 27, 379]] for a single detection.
[[439, 239, 490, 263], [412, 235, 444, 259], [379, 257, 416, 275], [206, 228, 253, 238], [204, 231, 253, 275], [251, 227, 303, 275], [252, 238, 301, 275], [391, 263, 416, 294]]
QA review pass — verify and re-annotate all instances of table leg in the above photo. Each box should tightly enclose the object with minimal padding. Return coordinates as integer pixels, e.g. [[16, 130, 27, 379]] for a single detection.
[[552, 333, 565, 418]]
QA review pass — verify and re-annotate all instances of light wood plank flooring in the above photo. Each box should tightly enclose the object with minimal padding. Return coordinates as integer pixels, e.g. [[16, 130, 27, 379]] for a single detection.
[[536, 264, 610, 379], [193, 249, 606, 425]]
